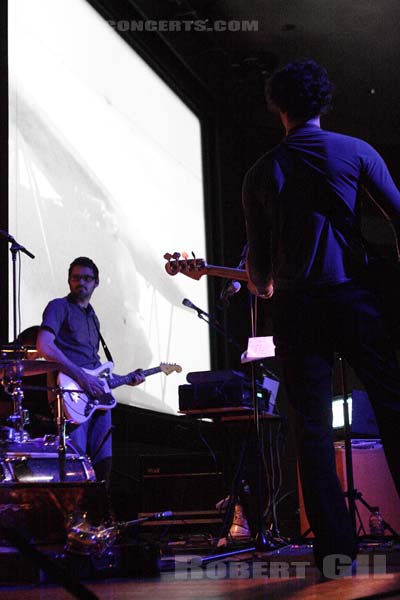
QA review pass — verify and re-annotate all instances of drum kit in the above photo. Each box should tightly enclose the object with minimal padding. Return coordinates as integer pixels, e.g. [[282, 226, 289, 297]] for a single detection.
[[0, 346, 96, 483]]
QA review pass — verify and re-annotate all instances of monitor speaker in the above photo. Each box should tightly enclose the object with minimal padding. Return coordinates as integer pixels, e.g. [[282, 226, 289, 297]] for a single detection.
[[298, 440, 400, 537]]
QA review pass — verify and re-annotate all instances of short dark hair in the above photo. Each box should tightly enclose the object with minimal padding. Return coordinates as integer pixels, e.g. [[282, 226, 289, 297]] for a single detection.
[[68, 257, 99, 281], [265, 59, 334, 121]]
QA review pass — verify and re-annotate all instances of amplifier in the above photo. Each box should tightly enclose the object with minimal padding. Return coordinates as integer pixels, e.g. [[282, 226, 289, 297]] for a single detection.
[[298, 440, 400, 537], [179, 377, 271, 413], [140, 453, 224, 514]]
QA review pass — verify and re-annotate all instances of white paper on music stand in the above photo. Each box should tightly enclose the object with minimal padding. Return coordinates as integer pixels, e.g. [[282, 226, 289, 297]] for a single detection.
[[241, 336, 275, 363]]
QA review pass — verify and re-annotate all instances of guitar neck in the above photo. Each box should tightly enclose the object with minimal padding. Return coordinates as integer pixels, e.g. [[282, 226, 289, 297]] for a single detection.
[[109, 366, 161, 389], [205, 265, 247, 281]]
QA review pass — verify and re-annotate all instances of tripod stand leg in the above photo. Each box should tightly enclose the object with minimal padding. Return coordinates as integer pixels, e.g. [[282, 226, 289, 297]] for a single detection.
[[56, 389, 67, 481], [338, 355, 357, 536], [355, 492, 400, 538]]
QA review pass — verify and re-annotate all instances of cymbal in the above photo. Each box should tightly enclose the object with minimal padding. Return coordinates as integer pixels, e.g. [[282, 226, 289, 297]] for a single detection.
[[0, 359, 62, 378], [1, 344, 37, 353], [1, 345, 39, 359]]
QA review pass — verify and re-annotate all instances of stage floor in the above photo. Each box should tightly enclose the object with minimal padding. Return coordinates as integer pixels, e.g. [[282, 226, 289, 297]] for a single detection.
[[0, 540, 400, 600]]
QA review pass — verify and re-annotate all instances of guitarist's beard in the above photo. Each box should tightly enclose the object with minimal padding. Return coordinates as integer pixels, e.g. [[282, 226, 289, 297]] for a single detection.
[[70, 286, 92, 303]]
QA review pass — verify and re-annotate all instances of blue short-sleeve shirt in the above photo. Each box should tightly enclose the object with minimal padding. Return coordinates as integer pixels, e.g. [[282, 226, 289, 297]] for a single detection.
[[40, 294, 101, 369]]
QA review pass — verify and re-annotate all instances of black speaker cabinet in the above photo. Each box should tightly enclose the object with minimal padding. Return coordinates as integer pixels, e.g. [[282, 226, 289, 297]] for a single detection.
[[140, 452, 225, 513]]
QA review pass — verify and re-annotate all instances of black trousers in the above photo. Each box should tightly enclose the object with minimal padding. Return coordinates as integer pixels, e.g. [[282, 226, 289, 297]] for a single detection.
[[273, 282, 400, 565]]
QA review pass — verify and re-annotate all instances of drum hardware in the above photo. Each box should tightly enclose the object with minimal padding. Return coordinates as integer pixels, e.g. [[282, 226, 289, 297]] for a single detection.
[[0, 231, 35, 444], [35, 383, 88, 483], [0, 344, 38, 359], [66, 512, 118, 556], [56, 386, 68, 481], [0, 364, 91, 482], [35, 383, 87, 481], [0, 436, 96, 483], [0, 427, 16, 443], [1, 360, 30, 443], [65, 511, 173, 557], [0, 359, 62, 379], [0, 360, 63, 445]]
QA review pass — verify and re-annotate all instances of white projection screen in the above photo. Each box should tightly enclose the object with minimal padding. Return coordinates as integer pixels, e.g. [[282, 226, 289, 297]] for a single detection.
[[8, 0, 210, 414]]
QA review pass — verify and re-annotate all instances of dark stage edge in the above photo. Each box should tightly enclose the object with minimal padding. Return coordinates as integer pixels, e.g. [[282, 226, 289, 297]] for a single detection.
[[1, 544, 400, 600]]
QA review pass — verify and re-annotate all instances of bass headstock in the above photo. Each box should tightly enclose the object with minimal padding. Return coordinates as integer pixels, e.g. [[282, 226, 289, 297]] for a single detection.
[[164, 252, 207, 281]]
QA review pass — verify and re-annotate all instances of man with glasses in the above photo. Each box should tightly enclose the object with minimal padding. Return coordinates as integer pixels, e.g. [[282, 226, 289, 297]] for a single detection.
[[37, 256, 144, 484]]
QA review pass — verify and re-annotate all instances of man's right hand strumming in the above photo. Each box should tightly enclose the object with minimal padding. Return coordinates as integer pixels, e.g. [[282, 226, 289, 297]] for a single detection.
[[76, 371, 105, 397]]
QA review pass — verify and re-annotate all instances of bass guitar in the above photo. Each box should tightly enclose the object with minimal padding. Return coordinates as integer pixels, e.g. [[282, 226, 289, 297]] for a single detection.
[[58, 361, 182, 424], [164, 251, 400, 345]]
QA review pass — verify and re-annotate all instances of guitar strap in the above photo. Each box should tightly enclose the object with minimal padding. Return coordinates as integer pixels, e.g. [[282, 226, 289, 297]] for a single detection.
[[93, 319, 114, 363]]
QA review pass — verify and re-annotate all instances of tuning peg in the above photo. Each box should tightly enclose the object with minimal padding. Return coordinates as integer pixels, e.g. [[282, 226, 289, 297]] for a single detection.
[[172, 252, 180, 260], [164, 253, 172, 260]]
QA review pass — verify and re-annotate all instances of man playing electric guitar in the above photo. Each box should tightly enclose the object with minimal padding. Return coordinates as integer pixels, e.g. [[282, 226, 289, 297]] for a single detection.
[[37, 256, 145, 486]]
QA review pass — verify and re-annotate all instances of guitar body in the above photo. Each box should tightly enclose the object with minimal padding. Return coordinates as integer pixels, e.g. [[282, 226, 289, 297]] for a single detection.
[[58, 361, 182, 424], [58, 362, 116, 425]]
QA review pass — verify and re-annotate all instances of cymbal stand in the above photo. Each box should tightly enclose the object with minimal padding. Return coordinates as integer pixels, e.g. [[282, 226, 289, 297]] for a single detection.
[[55, 387, 67, 481], [2, 361, 29, 442]]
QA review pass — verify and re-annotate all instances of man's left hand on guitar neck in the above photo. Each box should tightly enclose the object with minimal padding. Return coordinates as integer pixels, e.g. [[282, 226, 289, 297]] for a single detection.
[[111, 369, 146, 387]]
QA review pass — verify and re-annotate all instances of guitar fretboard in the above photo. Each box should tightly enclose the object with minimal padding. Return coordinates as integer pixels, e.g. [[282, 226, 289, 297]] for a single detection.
[[109, 367, 161, 389]]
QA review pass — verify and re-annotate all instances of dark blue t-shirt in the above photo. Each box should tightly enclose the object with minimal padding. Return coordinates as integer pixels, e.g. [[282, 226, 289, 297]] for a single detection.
[[243, 123, 400, 290], [40, 294, 101, 369]]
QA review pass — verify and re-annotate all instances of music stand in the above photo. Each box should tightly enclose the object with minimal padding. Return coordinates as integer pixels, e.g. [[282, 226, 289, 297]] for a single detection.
[[183, 296, 283, 563]]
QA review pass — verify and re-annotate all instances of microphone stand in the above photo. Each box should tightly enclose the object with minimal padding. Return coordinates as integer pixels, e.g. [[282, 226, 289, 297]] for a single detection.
[[0, 230, 35, 346], [184, 293, 281, 564], [183, 301, 242, 352], [0, 231, 35, 441], [248, 293, 276, 551]]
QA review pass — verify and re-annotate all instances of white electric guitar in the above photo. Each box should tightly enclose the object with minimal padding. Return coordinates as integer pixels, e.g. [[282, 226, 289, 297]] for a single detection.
[[58, 361, 182, 424]]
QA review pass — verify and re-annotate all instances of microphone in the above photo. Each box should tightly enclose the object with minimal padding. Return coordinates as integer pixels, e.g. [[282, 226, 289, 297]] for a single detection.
[[0, 229, 14, 241], [118, 510, 174, 529], [0, 230, 35, 259], [182, 298, 210, 318], [219, 280, 241, 303], [153, 510, 173, 520]]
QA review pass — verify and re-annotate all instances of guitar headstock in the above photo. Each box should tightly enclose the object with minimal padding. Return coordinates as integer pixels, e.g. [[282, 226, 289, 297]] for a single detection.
[[164, 252, 207, 281], [159, 362, 182, 375]]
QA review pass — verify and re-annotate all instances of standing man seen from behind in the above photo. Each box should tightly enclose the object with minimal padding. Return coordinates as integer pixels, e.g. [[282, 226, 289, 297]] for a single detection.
[[37, 257, 145, 486], [242, 59, 400, 573]]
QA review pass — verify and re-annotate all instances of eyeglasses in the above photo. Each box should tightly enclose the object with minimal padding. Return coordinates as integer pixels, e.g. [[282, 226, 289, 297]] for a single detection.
[[69, 275, 96, 283]]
